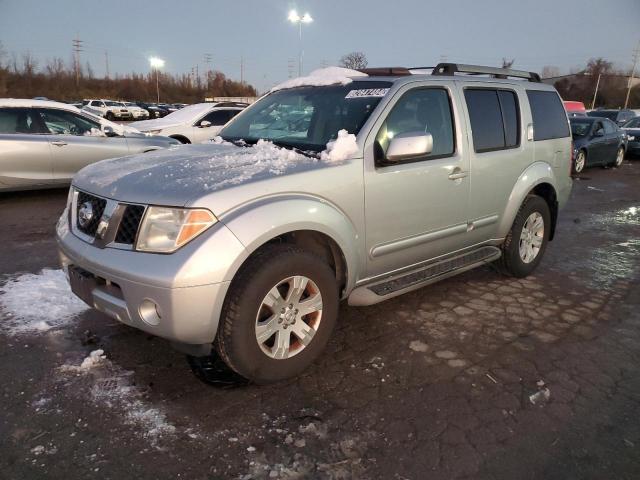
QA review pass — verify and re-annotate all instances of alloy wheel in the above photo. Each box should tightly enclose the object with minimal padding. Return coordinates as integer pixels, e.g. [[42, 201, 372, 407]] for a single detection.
[[575, 151, 586, 173], [519, 212, 544, 264]]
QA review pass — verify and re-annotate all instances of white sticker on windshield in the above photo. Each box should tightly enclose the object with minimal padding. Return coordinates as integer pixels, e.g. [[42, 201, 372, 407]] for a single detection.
[[345, 88, 389, 99]]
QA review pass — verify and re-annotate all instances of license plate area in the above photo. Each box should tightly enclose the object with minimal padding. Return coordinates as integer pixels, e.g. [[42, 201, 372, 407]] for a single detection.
[[68, 265, 101, 306]]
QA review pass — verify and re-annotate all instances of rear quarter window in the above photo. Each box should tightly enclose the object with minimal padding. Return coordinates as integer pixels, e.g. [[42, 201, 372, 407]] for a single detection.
[[526, 90, 570, 141]]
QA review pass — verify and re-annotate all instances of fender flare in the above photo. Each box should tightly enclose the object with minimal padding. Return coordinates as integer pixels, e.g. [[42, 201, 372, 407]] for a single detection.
[[220, 195, 362, 292], [497, 162, 558, 238]]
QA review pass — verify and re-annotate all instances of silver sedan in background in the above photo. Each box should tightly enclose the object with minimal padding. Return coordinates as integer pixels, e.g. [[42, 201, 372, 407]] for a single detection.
[[0, 99, 181, 191]]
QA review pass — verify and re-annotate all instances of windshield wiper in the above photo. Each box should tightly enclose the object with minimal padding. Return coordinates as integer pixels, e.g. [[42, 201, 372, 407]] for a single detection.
[[269, 140, 320, 158]]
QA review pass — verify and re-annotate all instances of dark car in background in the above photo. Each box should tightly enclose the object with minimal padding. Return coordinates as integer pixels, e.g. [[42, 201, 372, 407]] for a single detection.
[[587, 109, 636, 127], [136, 102, 169, 118], [570, 116, 627, 173], [621, 116, 640, 157]]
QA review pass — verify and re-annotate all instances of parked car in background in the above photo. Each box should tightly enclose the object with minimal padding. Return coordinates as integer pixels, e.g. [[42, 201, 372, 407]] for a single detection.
[[158, 103, 178, 113], [587, 109, 636, 127], [621, 116, 640, 157], [82, 99, 132, 121], [57, 64, 573, 383], [0, 99, 180, 191], [570, 116, 627, 173], [172, 103, 188, 109], [130, 102, 246, 143], [563, 100, 586, 117], [136, 102, 169, 118], [121, 101, 149, 120]]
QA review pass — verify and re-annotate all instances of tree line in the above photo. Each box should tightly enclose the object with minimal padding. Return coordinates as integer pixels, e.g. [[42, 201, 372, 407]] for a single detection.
[[0, 48, 257, 104]]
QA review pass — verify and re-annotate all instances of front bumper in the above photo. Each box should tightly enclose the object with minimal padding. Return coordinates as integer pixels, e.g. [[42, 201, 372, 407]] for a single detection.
[[56, 208, 247, 345]]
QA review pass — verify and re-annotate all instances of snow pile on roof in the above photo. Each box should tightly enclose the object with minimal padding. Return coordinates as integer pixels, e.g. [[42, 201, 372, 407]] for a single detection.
[[0, 269, 88, 336], [320, 129, 358, 162], [271, 66, 367, 91], [59, 350, 177, 445]]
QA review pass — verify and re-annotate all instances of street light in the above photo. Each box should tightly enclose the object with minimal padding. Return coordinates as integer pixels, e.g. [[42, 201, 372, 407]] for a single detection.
[[149, 57, 165, 103], [288, 10, 313, 76]]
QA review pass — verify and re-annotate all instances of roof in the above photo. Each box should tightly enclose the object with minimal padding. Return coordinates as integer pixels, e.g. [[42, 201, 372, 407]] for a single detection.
[[0, 98, 80, 111]]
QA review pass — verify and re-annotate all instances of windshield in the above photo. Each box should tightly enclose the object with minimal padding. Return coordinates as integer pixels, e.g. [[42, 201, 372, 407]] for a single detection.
[[570, 120, 593, 137], [588, 111, 617, 120], [623, 117, 640, 128], [219, 81, 391, 152]]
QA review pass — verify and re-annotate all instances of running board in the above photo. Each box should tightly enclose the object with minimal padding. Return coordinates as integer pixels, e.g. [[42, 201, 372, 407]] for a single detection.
[[348, 246, 501, 306]]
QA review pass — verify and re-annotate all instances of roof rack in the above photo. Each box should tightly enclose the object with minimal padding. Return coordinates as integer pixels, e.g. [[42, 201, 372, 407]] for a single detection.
[[358, 67, 412, 76], [432, 63, 541, 82]]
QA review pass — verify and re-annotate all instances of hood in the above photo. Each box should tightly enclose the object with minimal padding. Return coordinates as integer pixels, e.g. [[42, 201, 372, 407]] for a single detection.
[[130, 118, 182, 131], [72, 141, 329, 207], [131, 103, 214, 131]]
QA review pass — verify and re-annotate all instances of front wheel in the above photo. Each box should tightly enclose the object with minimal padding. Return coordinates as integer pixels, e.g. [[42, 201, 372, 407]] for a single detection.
[[211, 244, 339, 384], [497, 195, 551, 278], [612, 146, 625, 167], [105, 111, 115, 121]]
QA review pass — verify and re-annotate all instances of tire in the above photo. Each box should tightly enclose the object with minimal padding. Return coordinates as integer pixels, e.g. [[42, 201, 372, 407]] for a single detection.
[[211, 244, 339, 384], [105, 111, 115, 121], [574, 149, 587, 174], [497, 195, 551, 278], [612, 146, 625, 168]]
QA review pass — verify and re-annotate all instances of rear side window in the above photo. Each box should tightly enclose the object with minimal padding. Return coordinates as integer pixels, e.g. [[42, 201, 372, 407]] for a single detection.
[[526, 90, 570, 141], [464, 88, 520, 152], [0, 108, 42, 134]]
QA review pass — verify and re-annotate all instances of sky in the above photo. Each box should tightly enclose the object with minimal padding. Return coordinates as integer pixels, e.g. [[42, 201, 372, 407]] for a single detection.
[[1, 0, 638, 92]]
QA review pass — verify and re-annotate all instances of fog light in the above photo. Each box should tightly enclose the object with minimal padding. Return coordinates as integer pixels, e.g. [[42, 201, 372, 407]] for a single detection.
[[139, 299, 162, 326]]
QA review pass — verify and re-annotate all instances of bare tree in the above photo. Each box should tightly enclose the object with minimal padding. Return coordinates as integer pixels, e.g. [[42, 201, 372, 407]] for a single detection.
[[541, 65, 561, 79], [339, 52, 368, 70], [501, 58, 515, 69]]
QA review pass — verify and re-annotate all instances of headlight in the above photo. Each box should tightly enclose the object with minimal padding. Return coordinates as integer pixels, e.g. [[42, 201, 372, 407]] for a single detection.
[[628, 135, 635, 141], [136, 207, 217, 253]]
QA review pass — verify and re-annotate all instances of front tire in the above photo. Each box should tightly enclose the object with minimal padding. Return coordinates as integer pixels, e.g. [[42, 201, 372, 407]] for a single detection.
[[497, 195, 550, 278], [213, 244, 339, 384]]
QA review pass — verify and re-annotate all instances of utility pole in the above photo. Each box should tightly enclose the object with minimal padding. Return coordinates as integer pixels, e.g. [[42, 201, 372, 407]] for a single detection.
[[624, 40, 640, 108], [72, 35, 83, 88], [287, 58, 295, 78], [240, 56, 244, 84], [104, 50, 110, 79], [591, 73, 601, 110]]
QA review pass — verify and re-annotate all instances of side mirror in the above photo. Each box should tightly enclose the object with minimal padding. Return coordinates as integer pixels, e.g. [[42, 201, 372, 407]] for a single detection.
[[386, 132, 433, 162], [199, 120, 212, 128], [103, 125, 117, 137], [593, 129, 604, 137]]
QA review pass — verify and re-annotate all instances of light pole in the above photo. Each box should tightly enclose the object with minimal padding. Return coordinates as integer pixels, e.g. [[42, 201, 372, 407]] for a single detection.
[[149, 57, 165, 103], [288, 10, 313, 77]]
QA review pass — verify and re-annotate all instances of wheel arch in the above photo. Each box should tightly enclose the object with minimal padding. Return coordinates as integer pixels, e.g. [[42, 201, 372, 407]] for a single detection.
[[169, 135, 191, 144]]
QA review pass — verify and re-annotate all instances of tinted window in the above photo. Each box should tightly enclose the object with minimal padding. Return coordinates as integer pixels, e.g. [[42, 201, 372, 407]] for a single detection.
[[498, 90, 520, 147], [38, 109, 101, 135], [201, 110, 231, 126], [624, 117, 640, 128], [527, 90, 570, 141], [376, 88, 454, 162], [465, 89, 505, 152], [570, 119, 593, 137], [0, 108, 42, 134], [603, 120, 616, 134]]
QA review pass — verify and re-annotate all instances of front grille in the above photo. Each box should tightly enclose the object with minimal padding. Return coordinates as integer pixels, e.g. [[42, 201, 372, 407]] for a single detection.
[[76, 191, 106, 236], [115, 205, 145, 245]]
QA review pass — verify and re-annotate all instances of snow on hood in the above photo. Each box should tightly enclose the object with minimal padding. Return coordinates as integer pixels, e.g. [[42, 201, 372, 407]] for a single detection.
[[131, 103, 214, 131], [271, 67, 368, 92], [72, 133, 354, 206]]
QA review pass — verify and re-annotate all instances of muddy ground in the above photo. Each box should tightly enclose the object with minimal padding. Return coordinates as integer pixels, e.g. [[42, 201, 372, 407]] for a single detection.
[[1, 160, 639, 480]]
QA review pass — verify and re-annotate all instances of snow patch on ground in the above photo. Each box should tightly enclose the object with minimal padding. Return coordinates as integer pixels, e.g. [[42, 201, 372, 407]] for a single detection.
[[320, 129, 359, 162], [271, 66, 367, 91], [59, 350, 177, 446], [0, 269, 88, 336]]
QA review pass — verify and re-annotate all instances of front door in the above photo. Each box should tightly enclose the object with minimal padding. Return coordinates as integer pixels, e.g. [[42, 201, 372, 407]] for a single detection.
[[192, 109, 239, 143], [363, 83, 470, 278]]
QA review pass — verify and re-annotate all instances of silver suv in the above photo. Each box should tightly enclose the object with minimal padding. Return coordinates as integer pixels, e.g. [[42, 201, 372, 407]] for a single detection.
[[57, 64, 572, 383]]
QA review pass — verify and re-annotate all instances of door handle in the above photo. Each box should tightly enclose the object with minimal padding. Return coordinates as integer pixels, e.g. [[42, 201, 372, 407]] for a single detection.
[[448, 170, 468, 180], [51, 141, 68, 147]]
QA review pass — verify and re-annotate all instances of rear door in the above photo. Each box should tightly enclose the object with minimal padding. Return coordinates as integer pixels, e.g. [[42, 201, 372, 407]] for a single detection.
[[363, 81, 470, 277], [36, 108, 130, 181], [0, 107, 53, 189]]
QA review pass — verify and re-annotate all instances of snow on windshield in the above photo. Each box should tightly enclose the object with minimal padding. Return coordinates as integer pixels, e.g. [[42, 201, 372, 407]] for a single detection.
[[320, 129, 358, 162], [271, 66, 367, 92]]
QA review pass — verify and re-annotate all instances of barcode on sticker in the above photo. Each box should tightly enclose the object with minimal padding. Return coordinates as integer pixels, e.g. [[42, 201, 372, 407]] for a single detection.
[[345, 88, 389, 99]]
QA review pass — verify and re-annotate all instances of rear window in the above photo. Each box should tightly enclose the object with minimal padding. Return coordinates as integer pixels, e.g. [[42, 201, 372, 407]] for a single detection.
[[527, 90, 570, 141], [464, 88, 520, 152]]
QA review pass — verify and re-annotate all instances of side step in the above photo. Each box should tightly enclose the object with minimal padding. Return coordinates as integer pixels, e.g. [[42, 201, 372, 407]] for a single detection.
[[348, 246, 501, 306]]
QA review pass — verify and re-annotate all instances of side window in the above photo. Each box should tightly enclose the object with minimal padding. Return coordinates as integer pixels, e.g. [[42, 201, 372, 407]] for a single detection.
[[201, 110, 231, 126], [498, 90, 520, 148], [464, 89, 506, 152], [228, 109, 242, 121], [594, 122, 604, 135], [0, 108, 42, 134], [603, 120, 616, 134], [375, 88, 454, 162], [526, 90, 570, 141], [38, 109, 101, 136]]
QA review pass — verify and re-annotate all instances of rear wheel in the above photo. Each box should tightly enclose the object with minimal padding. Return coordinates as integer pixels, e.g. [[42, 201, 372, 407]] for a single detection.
[[497, 195, 550, 278], [612, 146, 625, 167], [208, 244, 339, 384], [574, 149, 586, 173]]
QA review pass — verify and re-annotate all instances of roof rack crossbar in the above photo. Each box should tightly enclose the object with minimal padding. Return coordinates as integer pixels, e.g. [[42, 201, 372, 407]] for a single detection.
[[432, 63, 541, 82]]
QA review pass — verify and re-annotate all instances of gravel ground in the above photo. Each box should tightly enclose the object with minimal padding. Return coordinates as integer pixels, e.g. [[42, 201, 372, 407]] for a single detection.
[[0, 159, 639, 480]]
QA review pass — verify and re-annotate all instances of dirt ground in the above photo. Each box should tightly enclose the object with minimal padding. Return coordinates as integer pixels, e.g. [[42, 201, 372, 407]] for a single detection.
[[1, 160, 639, 480]]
